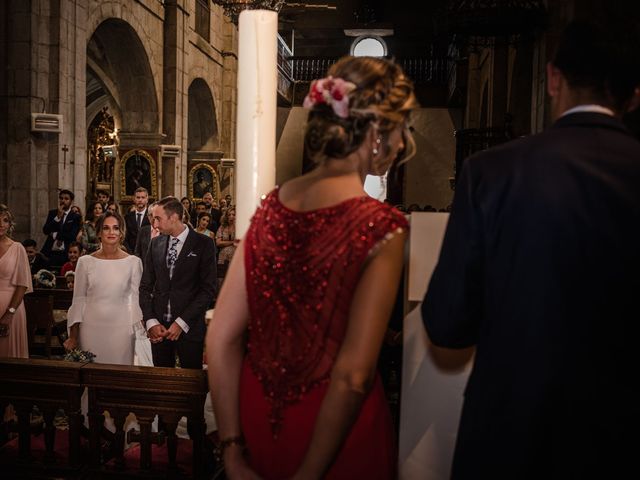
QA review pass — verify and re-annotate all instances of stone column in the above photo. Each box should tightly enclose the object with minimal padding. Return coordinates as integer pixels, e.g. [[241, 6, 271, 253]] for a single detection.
[[163, 0, 188, 198]]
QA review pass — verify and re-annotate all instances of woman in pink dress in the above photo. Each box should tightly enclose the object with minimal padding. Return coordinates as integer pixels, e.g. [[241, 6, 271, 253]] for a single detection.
[[207, 56, 417, 479], [0, 204, 33, 358]]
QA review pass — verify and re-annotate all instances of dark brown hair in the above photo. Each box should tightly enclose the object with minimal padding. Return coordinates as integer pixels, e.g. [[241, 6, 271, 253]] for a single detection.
[[95, 210, 126, 244], [157, 196, 183, 219], [304, 56, 418, 163]]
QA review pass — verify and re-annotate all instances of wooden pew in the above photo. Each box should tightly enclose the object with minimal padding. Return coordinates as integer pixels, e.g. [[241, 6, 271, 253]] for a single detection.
[[29, 288, 73, 310], [24, 289, 72, 358], [0, 360, 211, 478], [0, 358, 85, 471], [81, 363, 209, 478]]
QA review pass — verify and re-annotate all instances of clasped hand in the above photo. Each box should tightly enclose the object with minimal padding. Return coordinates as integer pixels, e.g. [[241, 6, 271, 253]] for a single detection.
[[148, 323, 183, 343]]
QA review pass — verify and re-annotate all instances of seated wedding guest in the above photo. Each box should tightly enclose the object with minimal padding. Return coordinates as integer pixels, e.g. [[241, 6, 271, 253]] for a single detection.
[[207, 55, 417, 479], [0, 204, 33, 358], [215, 207, 236, 265], [42, 189, 82, 269], [22, 238, 50, 275], [181, 196, 194, 222], [77, 201, 104, 253], [64, 211, 143, 365], [182, 206, 193, 228], [106, 200, 120, 214], [65, 271, 75, 290], [202, 192, 221, 232], [134, 202, 160, 259], [195, 212, 215, 240], [70, 205, 83, 223], [96, 189, 111, 209], [60, 241, 82, 276], [194, 200, 207, 218]]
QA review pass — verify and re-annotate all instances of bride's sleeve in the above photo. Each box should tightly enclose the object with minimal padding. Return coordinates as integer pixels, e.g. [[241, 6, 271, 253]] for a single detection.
[[129, 257, 144, 327], [67, 256, 88, 330]]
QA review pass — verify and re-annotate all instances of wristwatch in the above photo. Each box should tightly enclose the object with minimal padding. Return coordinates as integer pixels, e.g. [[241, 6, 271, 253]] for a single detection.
[[7, 307, 16, 314]]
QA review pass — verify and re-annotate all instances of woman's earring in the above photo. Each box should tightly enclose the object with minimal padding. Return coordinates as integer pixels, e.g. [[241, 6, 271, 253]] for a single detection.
[[372, 137, 381, 156]]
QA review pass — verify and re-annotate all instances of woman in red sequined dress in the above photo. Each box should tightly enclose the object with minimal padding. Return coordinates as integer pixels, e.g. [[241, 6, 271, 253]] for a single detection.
[[207, 56, 417, 480]]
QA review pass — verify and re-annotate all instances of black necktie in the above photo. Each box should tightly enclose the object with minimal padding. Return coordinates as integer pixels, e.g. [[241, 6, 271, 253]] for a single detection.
[[136, 212, 142, 228]]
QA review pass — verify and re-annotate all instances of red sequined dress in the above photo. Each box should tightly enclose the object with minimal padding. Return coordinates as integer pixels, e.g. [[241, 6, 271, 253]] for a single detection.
[[240, 187, 408, 479]]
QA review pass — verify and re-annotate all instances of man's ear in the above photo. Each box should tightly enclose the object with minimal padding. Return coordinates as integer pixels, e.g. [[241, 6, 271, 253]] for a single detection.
[[546, 62, 562, 98]]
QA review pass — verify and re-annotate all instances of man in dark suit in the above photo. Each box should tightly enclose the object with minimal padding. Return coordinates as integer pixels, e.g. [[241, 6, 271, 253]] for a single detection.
[[41, 189, 82, 269], [422, 20, 640, 478], [140, 196, 217, 369], [134, 202, 160, 259], [124, 187, 150, 253]]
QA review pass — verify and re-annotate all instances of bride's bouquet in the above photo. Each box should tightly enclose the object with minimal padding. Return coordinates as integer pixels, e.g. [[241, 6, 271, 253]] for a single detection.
[[64, 349, 96, 363]]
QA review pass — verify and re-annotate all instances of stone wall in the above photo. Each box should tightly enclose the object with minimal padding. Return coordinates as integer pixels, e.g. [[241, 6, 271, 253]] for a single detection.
[[0, 0, 237, 242]]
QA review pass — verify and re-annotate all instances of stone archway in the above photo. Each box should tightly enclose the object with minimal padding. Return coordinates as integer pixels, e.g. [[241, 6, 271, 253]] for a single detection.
[[188, 78, 218, 152], [86, 18, 159, 202]]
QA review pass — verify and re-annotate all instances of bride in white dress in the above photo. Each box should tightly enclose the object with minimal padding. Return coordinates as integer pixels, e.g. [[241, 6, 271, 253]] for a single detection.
[[64, 211, 144, 365]]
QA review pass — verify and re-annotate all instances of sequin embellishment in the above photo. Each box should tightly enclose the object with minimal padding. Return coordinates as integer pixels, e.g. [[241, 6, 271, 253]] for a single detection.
[[244, 188, 409, 435]]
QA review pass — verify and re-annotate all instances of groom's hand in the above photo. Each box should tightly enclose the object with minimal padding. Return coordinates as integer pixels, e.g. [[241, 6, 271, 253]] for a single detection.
[[165, 322, 183, 341], [148, 324, 168, 343]]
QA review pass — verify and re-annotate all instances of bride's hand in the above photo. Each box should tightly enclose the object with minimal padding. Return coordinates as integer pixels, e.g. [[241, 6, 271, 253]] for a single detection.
[[63, 337, 78, 351]]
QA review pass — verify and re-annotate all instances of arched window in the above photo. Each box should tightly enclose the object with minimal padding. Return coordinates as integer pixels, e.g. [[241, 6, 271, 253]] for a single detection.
[[351, 36, 386, 57]]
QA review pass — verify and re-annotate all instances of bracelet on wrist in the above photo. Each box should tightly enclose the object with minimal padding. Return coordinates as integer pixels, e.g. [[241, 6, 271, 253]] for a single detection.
[[214, 434, 246, 462]]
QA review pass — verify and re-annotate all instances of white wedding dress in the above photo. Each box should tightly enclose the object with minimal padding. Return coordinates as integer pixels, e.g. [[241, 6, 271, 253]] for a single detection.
[[67, 255, 144, 365]]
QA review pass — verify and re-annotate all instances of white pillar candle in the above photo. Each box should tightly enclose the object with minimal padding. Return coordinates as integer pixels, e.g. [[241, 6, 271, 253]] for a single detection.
[[235, 9, 278, 238]]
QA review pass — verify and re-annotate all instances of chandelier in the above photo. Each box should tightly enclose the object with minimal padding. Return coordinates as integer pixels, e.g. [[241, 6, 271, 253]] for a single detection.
[[213, 1, 286, 24]]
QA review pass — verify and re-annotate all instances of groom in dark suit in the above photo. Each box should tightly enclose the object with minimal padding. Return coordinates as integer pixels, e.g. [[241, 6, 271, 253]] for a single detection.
[[422, 19, 640, 479], [140, 196, 217, 369]]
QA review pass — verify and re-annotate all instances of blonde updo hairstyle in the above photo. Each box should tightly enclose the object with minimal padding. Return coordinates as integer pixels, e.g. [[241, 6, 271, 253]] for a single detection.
[[304, 56, 418, 165], [0, 204, 16, 236]]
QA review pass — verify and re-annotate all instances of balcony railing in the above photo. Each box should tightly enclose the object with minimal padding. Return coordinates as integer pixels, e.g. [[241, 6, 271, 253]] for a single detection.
[[282, 56, 450, 85]]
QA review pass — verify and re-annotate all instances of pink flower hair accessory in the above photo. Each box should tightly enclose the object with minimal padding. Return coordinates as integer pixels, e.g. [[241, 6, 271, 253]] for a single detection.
[[303, 76, 357, 118]]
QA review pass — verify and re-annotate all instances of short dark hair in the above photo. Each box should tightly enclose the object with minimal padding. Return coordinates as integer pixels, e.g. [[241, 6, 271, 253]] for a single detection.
[[196, 201, 207, 208], [59, 189, 75, 200], [552, 20, 640, 110], [68, 241, 82, 252], [96, 189, 110, 197], [134, 187, 148, 195], [22, 238, 37, 248], [157, 196, 183, 219]]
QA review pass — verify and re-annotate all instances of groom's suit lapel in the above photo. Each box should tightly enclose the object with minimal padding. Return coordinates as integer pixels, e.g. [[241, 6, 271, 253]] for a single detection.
[[172, 228, 197, 278], [156, 235, 171, 283]]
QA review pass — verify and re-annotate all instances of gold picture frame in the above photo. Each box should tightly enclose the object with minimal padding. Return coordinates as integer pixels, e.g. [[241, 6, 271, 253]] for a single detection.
[[188, 163, 220, 201], [119, 149, 158, 201]]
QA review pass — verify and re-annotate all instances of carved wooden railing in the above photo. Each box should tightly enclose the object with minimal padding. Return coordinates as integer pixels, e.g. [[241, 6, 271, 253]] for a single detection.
[[0, 359, 85, 468], [83, 363, 208, 477], [0, 359, 210, 479]]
